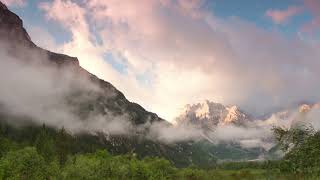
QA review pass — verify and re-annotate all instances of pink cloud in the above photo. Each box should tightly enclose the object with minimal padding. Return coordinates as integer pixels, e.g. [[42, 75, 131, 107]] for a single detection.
[[266, 6, 304, 24], [39, 0, 320, 121]]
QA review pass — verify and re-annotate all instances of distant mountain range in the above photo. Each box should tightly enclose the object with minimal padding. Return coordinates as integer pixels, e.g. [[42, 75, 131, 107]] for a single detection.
[[175, 100, 320, 131], [174, 100, 320, 160]]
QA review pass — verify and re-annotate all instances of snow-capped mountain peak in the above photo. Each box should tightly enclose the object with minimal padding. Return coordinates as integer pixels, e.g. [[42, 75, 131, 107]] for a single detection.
[[176, 100, 251, 129], [222, 105, 248, 125]]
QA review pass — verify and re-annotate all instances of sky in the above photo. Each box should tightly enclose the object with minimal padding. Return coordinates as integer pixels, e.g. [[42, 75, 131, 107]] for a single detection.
[[3, 0, 320, 122]]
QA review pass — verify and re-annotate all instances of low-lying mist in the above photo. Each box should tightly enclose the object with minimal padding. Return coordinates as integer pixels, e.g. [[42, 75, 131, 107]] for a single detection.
[[0, 42, 209, 144], [0, 42, 131, 134], [1, 41, 319, 151]]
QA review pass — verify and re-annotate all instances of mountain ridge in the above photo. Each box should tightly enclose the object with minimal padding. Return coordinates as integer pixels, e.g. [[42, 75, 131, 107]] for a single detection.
[[0, 1, 163, 126]]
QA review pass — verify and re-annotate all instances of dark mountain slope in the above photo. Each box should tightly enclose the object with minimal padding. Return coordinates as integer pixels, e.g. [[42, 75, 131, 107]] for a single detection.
[[0, 1, 161, 125]]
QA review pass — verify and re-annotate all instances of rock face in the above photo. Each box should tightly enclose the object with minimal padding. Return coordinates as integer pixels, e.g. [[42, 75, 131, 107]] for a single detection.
[[0, 2, 67, 62], [0, 1, 32, 46], [176, 100, 251, 131]]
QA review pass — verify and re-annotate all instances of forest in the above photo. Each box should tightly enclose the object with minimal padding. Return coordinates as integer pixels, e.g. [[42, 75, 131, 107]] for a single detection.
[[1, 121, 320, 180]]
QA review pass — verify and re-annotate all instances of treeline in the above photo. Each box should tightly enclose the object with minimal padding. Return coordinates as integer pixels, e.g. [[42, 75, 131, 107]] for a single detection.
[[0, 123, 272, 179], [1, 121, 320, 179], [0, 146, 286, 180], [0, 122, 106, 164]]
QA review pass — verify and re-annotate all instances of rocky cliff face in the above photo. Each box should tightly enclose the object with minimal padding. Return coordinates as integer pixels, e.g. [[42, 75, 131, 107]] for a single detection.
[[176, 100, 251, 131], [0, 1, 79, 67]]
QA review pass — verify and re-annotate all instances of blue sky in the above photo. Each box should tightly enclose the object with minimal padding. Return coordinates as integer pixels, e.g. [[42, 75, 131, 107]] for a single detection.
[[10, 0, 71, 44], [211, 0, 311, 35]]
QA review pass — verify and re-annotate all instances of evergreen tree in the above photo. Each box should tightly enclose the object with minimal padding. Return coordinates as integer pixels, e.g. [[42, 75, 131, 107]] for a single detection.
[[56, 127, 70, 166], [35, 124, 56, 163]]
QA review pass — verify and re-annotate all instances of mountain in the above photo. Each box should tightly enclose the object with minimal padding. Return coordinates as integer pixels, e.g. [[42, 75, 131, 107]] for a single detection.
[[0, 1, 218, 167], [174, 101, 269, 161], [0, 1, 162, 126], [176, 100, 252, 131], [174, 100, 320, 161]]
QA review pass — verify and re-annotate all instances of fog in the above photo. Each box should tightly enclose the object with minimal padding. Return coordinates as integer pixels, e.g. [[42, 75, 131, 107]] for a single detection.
[[0, 42, 135, 135], [0, 42, 213, 144], [1, 39, 319, 151]]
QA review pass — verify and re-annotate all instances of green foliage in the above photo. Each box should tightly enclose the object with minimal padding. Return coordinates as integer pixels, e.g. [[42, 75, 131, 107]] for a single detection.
[[0, 147, 59, 180], [0, 143, 314, 180], [142, 157, 176, 179], [62, 152, 107, 179], [56, 127, 71, 166], [279, 131, 320, 174], [175, 168, 207, 180], [2, 120, 320, 179], [0, 137, 18, 158], [217, 160, 279, 170], [35, 124, 56, 162], [62, 151, 176, 180]]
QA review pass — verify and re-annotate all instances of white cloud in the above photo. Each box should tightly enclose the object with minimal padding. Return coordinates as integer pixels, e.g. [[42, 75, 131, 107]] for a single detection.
[[37, 0, 320, 123], [28, 26, 58, 51]]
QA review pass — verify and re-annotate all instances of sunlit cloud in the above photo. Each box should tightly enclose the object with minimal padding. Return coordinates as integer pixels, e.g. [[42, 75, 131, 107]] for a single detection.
[[36, 0, 320, 122], [266, 6, 304, 24]]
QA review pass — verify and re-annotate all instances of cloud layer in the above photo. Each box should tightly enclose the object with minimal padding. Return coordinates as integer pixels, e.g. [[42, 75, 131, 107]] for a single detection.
[[1, 42, 319, 150], [31, 0, 320, 122], [0, 42, 134, 135]]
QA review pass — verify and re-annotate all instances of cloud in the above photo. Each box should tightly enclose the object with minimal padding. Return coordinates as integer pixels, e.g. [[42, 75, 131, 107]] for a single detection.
[[265, 1, 320, 33], [210, 104, 320, 150], [301, 105, 320, 130], [266, 6, 304, 24], [27, 26, 58, 51], [2, 0, 25, 7], [3, 0, 320, 150], [148, 121, 204, 143], [302, 0, 320, 32], [2, 39, 319, 150], [0, 40, 136, 135], [36, 0, 320, 123]]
